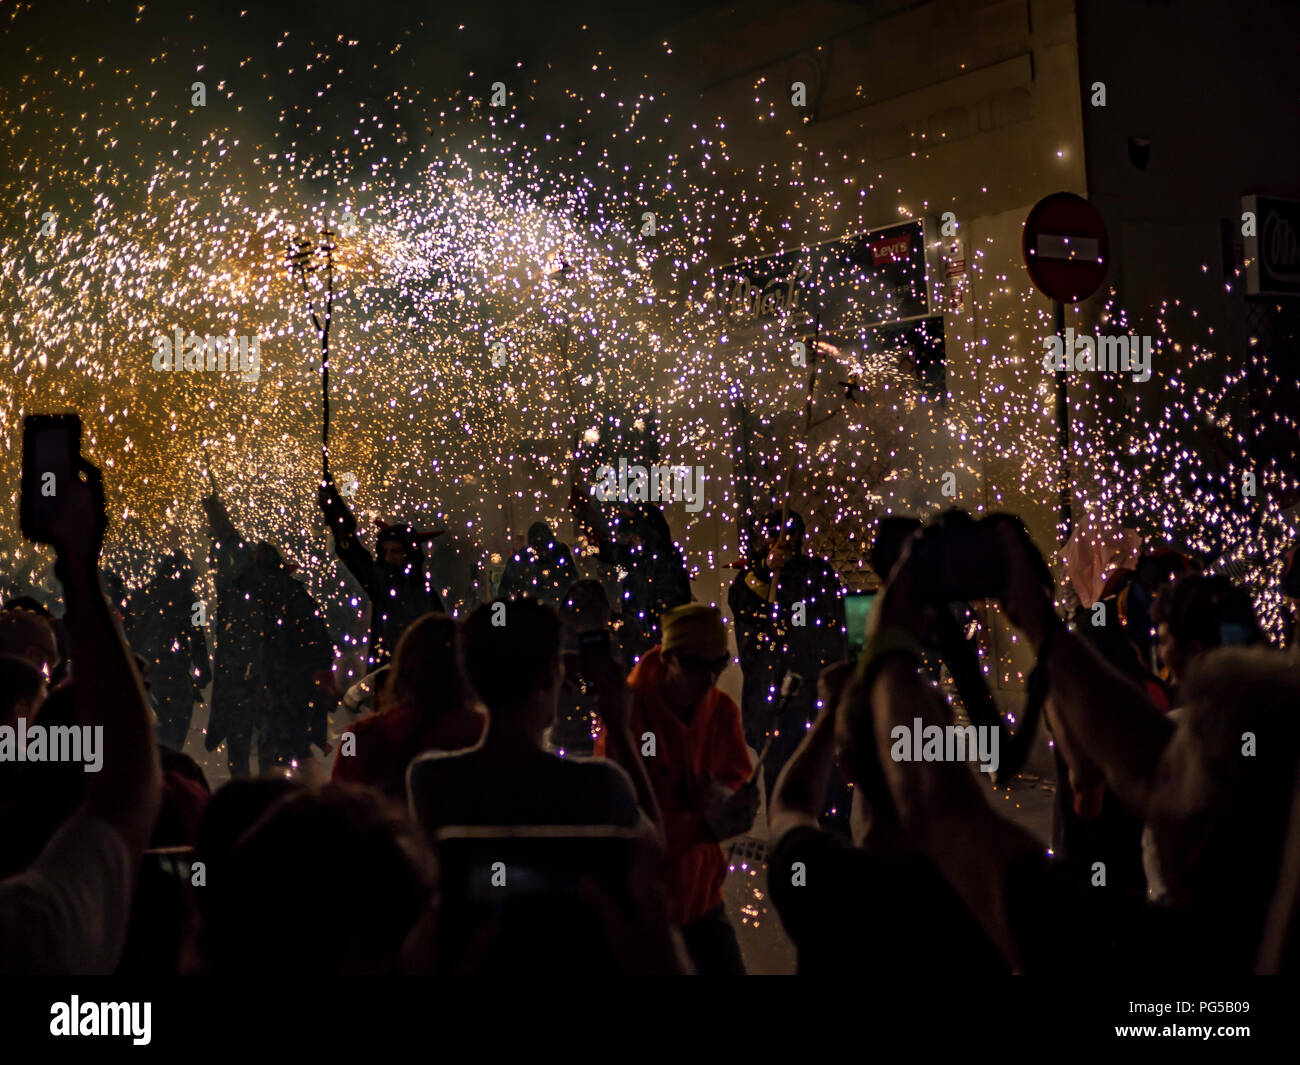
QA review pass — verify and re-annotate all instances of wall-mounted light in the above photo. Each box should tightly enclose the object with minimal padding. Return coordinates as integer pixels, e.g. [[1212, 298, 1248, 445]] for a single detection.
[[1128, 136, 1151, 170]]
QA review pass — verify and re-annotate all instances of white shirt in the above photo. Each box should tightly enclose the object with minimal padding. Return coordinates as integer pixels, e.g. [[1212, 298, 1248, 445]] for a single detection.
[[0, 811, 134, 975]]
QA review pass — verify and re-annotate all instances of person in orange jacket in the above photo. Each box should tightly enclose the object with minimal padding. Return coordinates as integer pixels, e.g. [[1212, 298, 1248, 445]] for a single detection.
[[595, 602, 757, 974]]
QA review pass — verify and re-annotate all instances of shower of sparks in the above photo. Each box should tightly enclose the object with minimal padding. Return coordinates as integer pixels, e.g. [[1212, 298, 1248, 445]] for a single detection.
[[1, 4, 1295, 660]]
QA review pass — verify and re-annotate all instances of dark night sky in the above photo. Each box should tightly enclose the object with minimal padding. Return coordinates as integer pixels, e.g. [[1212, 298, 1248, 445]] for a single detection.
[[5, 0, 721, 159]]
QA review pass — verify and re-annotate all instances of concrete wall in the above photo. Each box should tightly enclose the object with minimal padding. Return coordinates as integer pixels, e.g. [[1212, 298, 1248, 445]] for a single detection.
[[1074, 0, 1300, 479], [634, 0, 1092, 692], [506, 0, 1103, 696]]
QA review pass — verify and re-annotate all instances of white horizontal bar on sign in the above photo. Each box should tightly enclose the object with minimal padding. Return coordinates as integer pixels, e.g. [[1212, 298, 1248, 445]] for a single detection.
[[1036, 234, 1101, 261]]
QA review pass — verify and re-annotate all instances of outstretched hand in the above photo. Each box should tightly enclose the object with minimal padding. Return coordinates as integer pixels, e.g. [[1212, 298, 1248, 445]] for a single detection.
[[994, 522, 1056, 649], [868, 537, 928, 640], [317, 476, 358, 539], [764, 542, 793, 572], [581, 642, 631, 731], [703, 776, 760, 841], [816, 660, 855, 713], [47, 458, 107, 570]]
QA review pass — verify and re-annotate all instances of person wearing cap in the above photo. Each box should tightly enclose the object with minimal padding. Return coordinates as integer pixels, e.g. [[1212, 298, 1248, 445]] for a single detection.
[[595, 602, 756, 974], [317, 473, 445, 669]]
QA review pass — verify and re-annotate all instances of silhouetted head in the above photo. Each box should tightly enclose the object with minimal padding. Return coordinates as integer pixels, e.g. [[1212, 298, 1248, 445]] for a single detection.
[[1137, 549, 1194, 595], [196, 777, 303, 875], [200, 784, 435, 974], [377, 524, 422, 569], [1, 596, 51, 618], [159, 549, 193, 583], [0, 609, 59, 681], [1147, 648, 1300, 951], [252, 541, 288, 573], [1152, 574, 1262, 688], [564, 579, 611, 634], [659, 604, 731, 709], [0, 653, 45, 730], [461, 598, 563, 735], [382, 613, 470, 719], [761, 509, 806, 555], [870, 516, 923, 583], [527, 522, 554, 551]]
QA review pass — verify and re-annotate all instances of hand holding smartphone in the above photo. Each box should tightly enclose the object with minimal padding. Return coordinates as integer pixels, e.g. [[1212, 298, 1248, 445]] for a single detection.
[[21, 414, 106, 564], [576, 628, 631, 731], [577, 628, 612, 658]]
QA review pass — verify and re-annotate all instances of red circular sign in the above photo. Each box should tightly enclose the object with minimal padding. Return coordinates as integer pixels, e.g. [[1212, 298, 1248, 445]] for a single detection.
[[1023, 192, 1110, 303]]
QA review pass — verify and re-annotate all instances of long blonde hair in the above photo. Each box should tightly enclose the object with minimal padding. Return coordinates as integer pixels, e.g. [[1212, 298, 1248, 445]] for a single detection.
[[380, 613, 470, 720]]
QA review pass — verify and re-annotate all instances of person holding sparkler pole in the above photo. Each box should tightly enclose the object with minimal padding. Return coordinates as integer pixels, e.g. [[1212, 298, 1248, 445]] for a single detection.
[[728, 321, 850, 832]]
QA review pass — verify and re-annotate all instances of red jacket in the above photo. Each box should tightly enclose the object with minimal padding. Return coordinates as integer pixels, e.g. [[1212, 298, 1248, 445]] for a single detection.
[[595, 646, 751, 926], [333, 700, 485, 802]]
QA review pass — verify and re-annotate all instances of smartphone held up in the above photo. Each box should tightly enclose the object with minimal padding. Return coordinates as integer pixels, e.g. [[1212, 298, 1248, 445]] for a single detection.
[[20, 413, 100, 555]]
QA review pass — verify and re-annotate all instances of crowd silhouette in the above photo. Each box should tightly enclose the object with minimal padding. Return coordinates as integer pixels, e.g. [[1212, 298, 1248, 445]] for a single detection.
[[2, 448, 1300, 976]]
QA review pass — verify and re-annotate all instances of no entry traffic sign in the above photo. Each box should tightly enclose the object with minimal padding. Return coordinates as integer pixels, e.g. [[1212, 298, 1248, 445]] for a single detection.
[[1023, 192, 1110, 304]]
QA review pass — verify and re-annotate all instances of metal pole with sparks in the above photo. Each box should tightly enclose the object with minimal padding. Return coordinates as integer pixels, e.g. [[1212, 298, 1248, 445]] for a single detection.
[[287, 229, 337, 483], [769, 313, 839, 604]]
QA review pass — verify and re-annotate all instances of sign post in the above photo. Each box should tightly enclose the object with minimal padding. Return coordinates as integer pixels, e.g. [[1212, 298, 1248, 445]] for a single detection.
[[1023, 192, 1110, 543], [1242, 194, 1300, 297]]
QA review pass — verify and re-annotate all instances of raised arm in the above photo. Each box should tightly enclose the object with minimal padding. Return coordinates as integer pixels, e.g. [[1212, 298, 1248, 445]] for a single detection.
[[0, 453, 163, 975], [202, 490, 248, 587], [769, 662, 853, 844], [318, 475, 379, 596], [867, 650, 1040, 968], [584, 652, 664, 840], [202, 490, 237, 543], [52, 460, 162, 854], [843, 557, 1035, 966], [994, 523, 1174, 817], [857, 521, 1176, 969]]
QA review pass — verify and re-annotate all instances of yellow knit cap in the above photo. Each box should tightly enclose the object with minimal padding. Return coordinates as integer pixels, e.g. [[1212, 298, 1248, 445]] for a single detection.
[[660, 603, 729, 658]]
